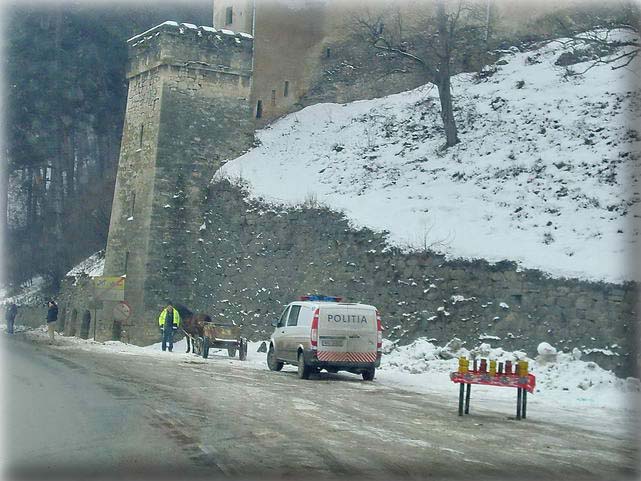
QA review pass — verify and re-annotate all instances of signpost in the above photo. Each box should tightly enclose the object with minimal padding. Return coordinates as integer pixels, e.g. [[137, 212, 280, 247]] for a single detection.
[[112, 301, 132, 322]]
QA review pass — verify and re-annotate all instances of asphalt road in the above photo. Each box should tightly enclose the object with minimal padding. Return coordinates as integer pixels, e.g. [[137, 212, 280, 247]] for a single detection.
[[2, 334, 639, 481]]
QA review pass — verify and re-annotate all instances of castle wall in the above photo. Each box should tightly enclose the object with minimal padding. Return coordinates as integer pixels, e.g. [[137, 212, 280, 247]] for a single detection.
[[54, 176, 640, 376], [250, 2, 328, 123], [102, 67, 164, 339], [214, 0, 330, 124], [211, 0, 455, 125], [100, 22, 255, 344], [212, 0, 585, 125], [175, 180, 638, 377], [213, 0, 254, 33]]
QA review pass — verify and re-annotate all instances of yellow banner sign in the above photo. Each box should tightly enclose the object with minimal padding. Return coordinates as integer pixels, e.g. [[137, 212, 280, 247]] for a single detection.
[[93, 276, 125, 290]]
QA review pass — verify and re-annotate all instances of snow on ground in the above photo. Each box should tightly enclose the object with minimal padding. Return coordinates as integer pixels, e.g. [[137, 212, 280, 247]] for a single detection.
[[374, 337, 640, 436], [0, 251, 105, 304], [0, 276, 46, 305], [218, 30, 641, 283], [7, 323, 639, 436]]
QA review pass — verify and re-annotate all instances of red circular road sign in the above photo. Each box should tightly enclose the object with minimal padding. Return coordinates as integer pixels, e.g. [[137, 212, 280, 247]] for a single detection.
[[113, 301, 132, 321]]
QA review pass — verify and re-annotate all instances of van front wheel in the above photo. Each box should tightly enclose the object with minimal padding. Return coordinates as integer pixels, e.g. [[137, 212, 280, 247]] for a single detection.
[[362, 368, 375, 381], [267, 345, 283, 371], [297, 351, 312, 380]]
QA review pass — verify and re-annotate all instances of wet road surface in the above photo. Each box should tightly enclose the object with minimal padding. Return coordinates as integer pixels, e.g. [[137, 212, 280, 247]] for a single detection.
[[3, 334, 638, 481]]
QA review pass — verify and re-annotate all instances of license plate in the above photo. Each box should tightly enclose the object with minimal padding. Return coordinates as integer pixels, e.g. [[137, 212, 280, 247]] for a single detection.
[[321, 339, 345, 347]]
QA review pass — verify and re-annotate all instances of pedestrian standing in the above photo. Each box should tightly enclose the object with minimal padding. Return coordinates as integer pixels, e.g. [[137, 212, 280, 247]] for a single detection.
[[47, 300, 58, 342], [158, 302, 181, 352], [5, 303, 17, 334]]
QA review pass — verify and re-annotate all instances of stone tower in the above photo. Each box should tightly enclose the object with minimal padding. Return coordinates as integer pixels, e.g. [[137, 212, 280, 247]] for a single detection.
[[101, 21, 254, 344]]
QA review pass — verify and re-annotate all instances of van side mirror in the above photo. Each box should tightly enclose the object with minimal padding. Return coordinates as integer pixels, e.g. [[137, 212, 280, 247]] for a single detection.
[[271, 319, 278, 327]]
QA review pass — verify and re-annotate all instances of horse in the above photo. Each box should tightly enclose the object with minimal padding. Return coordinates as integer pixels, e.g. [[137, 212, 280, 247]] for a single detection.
[[182, 312, 213, 354]]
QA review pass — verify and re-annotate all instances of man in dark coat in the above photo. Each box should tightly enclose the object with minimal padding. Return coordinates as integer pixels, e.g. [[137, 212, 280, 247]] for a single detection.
[[5, 303, 17, 334], [47, 300, 58, 342]]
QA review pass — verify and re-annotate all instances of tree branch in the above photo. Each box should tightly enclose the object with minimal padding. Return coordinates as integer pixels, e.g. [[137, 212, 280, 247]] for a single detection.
[[373, 41, 437, 77]]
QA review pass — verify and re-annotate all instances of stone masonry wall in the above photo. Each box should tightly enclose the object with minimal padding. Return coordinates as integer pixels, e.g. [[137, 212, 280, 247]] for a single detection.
[[101, 66, 164, 340], [59, 178, 638, 376], [101, 23, 255, 345], [175, 180, 638, 377], [140, 63, 254, 334]]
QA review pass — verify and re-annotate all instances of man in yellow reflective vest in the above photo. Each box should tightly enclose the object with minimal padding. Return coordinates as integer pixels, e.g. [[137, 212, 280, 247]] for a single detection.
[[158, 301, 181, 352]]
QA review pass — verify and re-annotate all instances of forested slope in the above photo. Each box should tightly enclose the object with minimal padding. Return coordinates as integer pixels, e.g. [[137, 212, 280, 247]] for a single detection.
[[4, 2, 211, 289]]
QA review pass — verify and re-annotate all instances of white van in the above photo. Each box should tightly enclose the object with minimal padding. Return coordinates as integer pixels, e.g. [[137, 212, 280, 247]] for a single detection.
[[267, 295, 383, 380]]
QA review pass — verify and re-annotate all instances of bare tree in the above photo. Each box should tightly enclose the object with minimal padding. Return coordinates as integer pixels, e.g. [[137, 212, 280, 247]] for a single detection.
[[542, 1, 640, 75], [354, 0, 487, 149]]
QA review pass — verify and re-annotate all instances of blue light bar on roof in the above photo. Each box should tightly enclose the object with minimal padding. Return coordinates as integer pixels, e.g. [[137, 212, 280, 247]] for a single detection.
[[300, 295, 343, 302]]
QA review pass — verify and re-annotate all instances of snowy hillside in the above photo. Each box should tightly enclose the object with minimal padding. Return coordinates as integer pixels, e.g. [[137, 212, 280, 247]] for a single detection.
[[219, 30, 641, 283]]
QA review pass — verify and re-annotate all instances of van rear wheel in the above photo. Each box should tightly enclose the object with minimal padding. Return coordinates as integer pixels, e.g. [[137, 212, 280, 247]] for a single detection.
[[239, 338, 248, 361], [297, 351, 311, 380], [362, 368, 375, 381], [267, 345, 283, 371]]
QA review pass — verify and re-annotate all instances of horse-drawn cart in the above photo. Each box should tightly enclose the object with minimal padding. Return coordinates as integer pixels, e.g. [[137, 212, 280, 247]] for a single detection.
[[187, 318, 248, 360]]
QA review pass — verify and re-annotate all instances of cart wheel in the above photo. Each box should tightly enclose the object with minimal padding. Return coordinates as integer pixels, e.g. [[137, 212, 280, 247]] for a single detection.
[[239, 338, 248, 361], [202, 337, 210, 359]]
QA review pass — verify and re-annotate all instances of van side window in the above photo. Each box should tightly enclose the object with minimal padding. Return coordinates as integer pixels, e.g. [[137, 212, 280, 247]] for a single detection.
[[287, 305, 301, 327], [297, 306, 312, 327], [277, 307, 290, 328]]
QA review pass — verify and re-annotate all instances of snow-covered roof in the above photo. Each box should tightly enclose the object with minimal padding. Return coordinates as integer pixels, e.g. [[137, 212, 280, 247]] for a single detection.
[[127, 21, 253, 44], [66, 252, 105, 278], [127, 20, 178, 43]]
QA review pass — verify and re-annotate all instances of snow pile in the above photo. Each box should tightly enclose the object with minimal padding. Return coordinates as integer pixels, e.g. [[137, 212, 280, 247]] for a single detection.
[[537, 341, 557, 356], [65, 251, 105, 279], [378, 337, 639, 410], [218, 30, 641, 283]]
